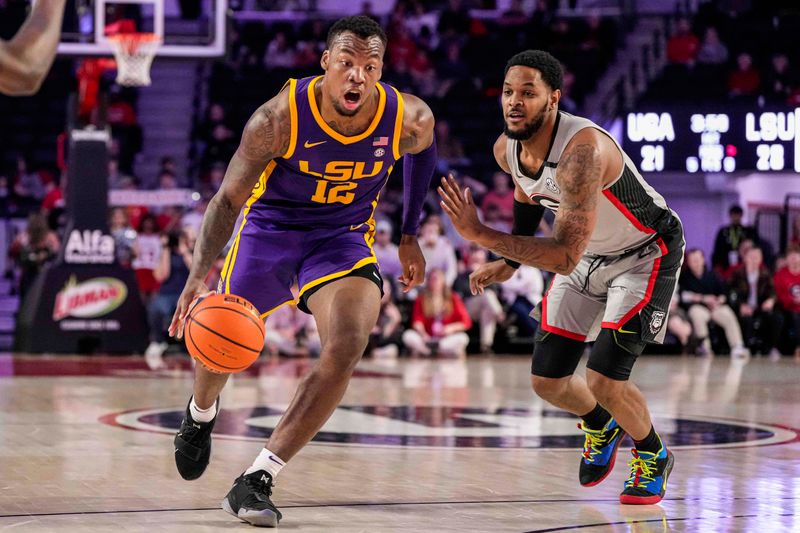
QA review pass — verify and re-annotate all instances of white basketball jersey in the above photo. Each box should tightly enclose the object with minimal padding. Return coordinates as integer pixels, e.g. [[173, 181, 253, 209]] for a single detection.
[[506, 111, 671, 256]]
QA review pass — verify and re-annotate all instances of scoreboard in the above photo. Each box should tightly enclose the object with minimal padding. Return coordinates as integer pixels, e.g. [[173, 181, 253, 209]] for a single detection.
[[622, 108, 800, 173]]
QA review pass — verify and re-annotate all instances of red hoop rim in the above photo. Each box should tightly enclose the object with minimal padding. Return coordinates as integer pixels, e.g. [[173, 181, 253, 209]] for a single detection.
[[108, 32, 161, 57], [107, 32, 161, 43]]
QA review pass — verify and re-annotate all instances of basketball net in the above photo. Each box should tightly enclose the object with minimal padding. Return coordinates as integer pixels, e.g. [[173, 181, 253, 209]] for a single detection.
[[108, 33, 161, 87]]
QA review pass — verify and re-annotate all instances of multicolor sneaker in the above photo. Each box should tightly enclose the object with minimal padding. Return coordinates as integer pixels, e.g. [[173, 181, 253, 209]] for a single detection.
[[620, 445, 674, 505], [579, 417, 626, 487]]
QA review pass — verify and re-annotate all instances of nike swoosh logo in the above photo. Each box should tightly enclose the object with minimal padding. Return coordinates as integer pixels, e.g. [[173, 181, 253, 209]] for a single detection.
[[304, 140, 327, 148], [617, 328, 637, 335]]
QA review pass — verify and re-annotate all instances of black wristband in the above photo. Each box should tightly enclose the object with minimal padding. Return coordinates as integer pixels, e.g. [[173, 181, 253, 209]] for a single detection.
[[512, 199, 545, 236], [501, 200, 545, 269]]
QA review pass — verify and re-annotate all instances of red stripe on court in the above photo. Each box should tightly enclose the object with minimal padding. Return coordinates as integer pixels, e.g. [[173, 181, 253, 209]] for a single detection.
[[601, 238, 668, 330]]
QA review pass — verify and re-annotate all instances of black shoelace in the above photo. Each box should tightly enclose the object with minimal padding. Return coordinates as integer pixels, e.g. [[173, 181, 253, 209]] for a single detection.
[[183, 426, 199, 438], [179, 420, 205, 442], [244, 473, 273, 498]]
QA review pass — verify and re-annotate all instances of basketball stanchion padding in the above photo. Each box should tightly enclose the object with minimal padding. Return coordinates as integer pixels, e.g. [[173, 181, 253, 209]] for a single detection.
[[185, 293, 265, 373]]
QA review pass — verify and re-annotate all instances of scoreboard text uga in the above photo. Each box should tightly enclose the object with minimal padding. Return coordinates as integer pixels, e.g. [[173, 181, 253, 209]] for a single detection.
[[623, 107, 800, 173]]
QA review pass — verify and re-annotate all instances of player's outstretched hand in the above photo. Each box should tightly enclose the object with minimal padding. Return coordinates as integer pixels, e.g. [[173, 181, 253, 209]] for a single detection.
[[469, 259, 516, 295], [438, 174, 484, 242], [168, 279, 214, 340], [398, 234, 426, 293]]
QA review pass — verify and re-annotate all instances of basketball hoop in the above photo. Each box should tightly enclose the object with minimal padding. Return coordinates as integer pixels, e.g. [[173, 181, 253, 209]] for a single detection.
[[108, 33, 161, 87]]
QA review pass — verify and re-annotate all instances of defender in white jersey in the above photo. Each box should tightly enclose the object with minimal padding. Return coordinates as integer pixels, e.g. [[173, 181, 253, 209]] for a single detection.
[[439, 51, 684, 505]]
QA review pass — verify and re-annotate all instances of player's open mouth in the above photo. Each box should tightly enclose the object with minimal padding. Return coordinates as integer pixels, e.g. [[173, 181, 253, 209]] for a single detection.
[[507, 111, 524, 123], [343, 91, 361, 109]]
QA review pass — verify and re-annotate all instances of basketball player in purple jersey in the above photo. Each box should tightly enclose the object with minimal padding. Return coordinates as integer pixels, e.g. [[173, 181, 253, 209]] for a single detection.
[[167, 17, 436, 526], [0, 0, 66, 96], [440, 51, 684, 505]]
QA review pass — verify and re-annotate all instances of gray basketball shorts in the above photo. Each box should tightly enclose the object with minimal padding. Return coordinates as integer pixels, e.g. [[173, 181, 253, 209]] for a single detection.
[[537, 223, 685, 344]]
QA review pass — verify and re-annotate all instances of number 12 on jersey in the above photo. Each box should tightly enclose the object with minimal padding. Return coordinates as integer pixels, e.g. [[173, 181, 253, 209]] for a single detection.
[[311, 180, 357, 205]]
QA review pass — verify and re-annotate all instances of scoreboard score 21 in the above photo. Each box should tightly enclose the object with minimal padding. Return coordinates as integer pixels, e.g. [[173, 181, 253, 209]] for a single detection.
[[623, 108, 800, 173]]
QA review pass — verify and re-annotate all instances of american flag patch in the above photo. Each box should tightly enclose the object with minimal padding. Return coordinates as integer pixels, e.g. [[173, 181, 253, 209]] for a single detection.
[[372, 136, 389, 146]]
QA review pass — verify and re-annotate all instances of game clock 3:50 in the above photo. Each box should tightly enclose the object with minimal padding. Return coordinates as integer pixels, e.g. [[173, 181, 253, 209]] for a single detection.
[[623, 108, 800, 174]]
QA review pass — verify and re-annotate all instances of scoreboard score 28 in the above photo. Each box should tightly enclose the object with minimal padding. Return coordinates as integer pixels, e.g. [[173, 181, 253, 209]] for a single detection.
[[623, 108, 800, 173]]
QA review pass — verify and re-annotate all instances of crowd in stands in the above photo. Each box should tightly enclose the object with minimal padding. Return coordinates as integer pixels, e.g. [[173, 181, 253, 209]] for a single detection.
[[5, 2, 800, 363], [2, 1, 624, 216], [199, 0, 620, 183], [6, 154, 552, 366], [650, 3, 800, 104], [666, 205, 800, 360]]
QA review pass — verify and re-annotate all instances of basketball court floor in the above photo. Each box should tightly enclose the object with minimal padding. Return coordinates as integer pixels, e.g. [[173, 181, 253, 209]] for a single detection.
[[0, 353, 798, 532]]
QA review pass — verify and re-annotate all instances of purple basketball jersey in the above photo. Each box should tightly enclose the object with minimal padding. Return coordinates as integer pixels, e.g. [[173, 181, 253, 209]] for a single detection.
[[245, 76, 404, 230], [219, 76, 405, 317]]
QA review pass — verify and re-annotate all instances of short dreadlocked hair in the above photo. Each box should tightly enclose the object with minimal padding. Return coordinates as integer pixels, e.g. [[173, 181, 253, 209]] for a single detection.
[[326, 16, 387, 49], [504, 50, 563, 91]]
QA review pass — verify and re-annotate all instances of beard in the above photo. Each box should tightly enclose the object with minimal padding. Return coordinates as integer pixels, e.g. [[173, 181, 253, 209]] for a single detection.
[[503, 102, 549, 141], [331, 97, 361, 117]]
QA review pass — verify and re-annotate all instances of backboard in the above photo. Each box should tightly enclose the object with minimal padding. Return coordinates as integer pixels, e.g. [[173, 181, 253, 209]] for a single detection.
[[54, 0, 226, 58]]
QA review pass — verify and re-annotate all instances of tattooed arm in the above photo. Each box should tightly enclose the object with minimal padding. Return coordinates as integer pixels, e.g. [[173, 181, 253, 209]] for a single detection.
[[488, 133, 603, 275], [399, 93, 435, 155], [439, 128, 609, 275], [168, 88, 291, 337], [190, 93, 290, 282]]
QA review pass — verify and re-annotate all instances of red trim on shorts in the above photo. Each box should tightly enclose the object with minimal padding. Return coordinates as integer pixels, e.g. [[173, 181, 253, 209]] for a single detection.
[[602, 189, 655, 235], [601, 238, 668, 330], [541, 276, 588, 342]]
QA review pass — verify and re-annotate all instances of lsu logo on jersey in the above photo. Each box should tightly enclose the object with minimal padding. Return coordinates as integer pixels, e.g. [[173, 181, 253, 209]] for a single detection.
[[299, 160, 384, 182], [300, 160, 385, 205]]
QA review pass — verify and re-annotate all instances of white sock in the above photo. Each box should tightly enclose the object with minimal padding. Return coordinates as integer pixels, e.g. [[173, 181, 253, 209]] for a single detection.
[[244, 448, 286, 478], [189, 396, 217, 423]]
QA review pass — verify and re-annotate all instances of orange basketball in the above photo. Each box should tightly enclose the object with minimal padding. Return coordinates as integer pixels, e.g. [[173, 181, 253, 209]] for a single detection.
[[184, 293, 265, 373]]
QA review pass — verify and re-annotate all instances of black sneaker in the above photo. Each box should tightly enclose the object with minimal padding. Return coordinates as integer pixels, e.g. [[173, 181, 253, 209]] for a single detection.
[[173, 398, 218, 480], [222, 470, 282, 527]]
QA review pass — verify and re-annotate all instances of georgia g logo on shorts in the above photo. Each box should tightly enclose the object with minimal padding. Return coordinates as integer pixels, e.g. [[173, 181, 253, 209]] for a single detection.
[[649, 311, 666, 334]]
